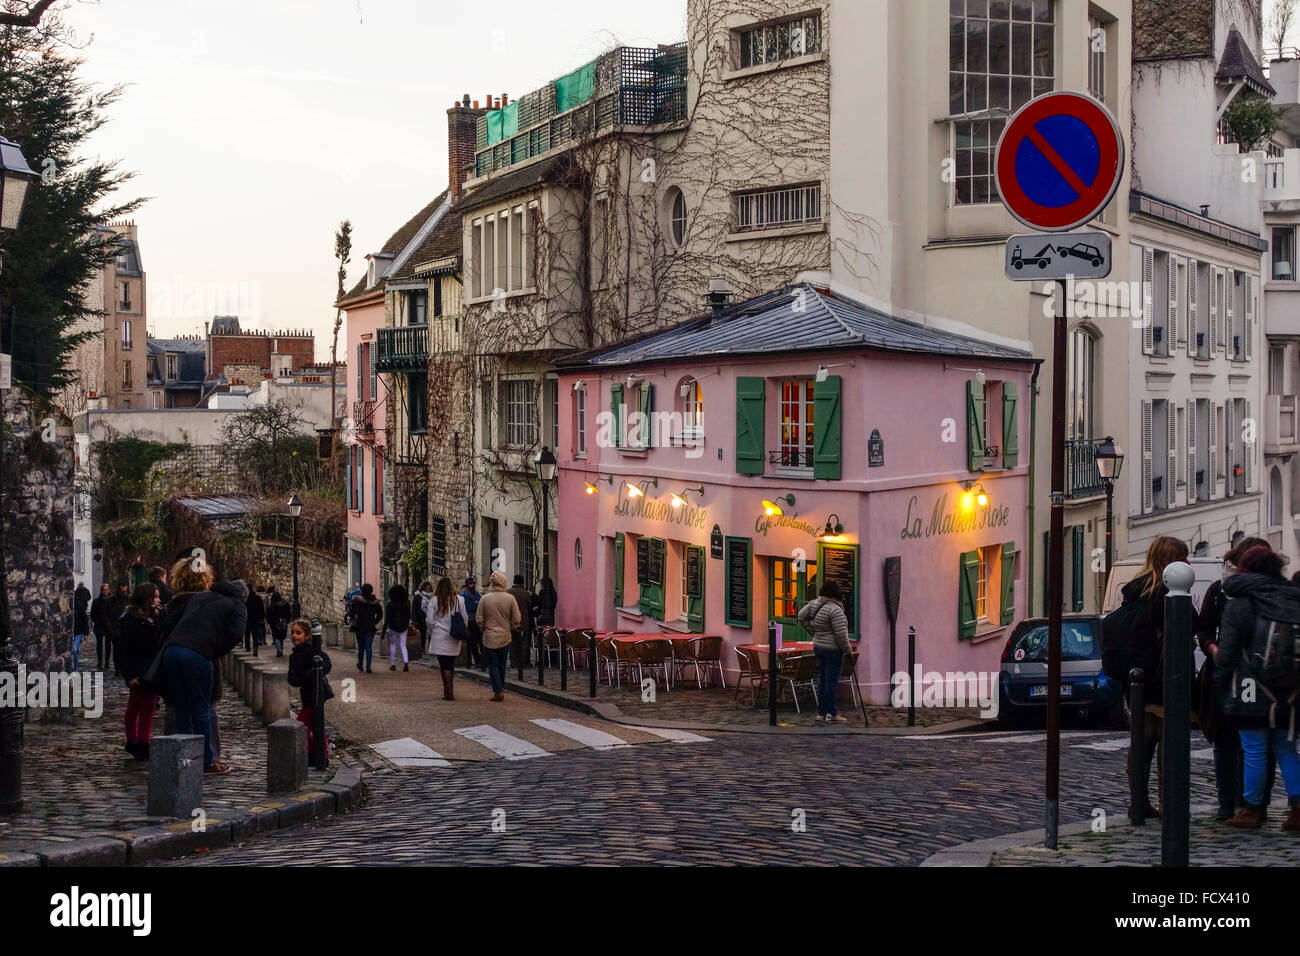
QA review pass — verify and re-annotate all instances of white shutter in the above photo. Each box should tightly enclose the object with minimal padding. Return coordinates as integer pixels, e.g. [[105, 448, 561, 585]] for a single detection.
[[1245, 399, 1254, 492], [1142, 248, 1155, 355], [1188, 259, 1199, 356], [1226, 401, 1236, 498], [1142, 399, 1154, 514], [1208, 404, 1219, 501], [1209, 267, 1220, 355], [1226, 273, 1237, 359], [1245, 275, 1255, 360], [1167, 405, 1178, 509], [1168, 255, 1179, 346], [1187, 400, 1197, 506]]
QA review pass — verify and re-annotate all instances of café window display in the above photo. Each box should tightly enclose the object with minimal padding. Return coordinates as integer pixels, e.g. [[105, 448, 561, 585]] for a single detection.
[[769, 555, 818, 639]]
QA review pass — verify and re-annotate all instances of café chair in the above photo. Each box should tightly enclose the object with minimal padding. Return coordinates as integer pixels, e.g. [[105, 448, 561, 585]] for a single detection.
[[566, 628, 593, 670], [776, 654, 819, 714], [631, 638, 674, 691], [675, 636, 724, 689], [733, 646, 766, 706]]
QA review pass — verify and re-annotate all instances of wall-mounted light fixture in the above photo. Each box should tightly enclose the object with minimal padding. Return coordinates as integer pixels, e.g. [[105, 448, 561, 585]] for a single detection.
[[625, 477, 659, 500], [960, 480, 989, 511], [945, 363, 987, 386], [585, 475, 613, 495], [670, 485, 704, 509], [822, 514, 845, 541], [572, 379, 587, 392], [761, 493, 797, 517], [815, 363, 851, 384]]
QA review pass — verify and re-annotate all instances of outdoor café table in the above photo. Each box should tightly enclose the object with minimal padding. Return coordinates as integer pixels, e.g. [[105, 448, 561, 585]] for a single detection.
[[738, 641, 814, 669]]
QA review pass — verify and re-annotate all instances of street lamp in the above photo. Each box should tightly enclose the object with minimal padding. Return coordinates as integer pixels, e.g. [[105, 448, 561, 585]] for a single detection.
[[0, 131, 39, 815], [534, 447, 557, 686], [288, 493, 303, 619], [1093, 437, 1125, 583]]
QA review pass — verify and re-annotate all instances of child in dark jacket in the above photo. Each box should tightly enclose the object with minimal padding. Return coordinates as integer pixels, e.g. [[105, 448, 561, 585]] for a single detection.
[[287, 619, 333, 758]]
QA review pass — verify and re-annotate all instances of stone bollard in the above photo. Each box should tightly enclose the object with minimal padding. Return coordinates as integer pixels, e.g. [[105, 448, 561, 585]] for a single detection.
[[342, 626, 355, 651], [325, 623, 340, 648], [250, 666, 266, 716], [261, 669, 292, 725], [267, 718, 307, 793], [239, 657, 256, 702], [148, 734, 204, 818]]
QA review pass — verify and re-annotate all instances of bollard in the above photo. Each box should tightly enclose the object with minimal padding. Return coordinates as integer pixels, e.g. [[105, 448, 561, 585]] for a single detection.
[[907, 625, 917, 728], [267, 719, 308, 793], [147, 734, 204, 817], [537, 626, 546, 687], [768, 620, 777, 727], [590, 634, 598, 699], [1162, 562, 1194, 867], [250, 666, 265, 716], [261, 669, 291, 725], [309, 656, 327, 770], [516, 630, 524, 681], [1128, 667, 1146, 827], [560, 629, 568, 691]]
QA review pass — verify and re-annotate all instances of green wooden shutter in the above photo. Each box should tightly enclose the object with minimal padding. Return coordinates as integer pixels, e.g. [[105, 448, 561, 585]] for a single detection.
[[958, 549, 979, 639], [369, 342, 377, 400], [1072, 526, 1085, 612], [966, 379, 985, 472], [638, 383, 653, 448], [736, 377, 765, 475], [813, 374, 842, 480], [1002, 382, 1019, 468], [638, 537, 665, 620], [344, 446, 352, 509], [613, 532, 625, 607], [1000, 542, 1017, 625], [686, 547, 705, 631], [610, 384, 623, 449]]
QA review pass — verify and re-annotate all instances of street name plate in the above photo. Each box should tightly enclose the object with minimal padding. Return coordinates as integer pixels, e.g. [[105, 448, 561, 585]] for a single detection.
[[0, 352, 10, 390], [1005, 230, 1112, 281]]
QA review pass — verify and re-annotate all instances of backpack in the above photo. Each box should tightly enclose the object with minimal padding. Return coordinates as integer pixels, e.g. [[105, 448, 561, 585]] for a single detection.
[[1101, 597, 1156, 686], [1244, 613, 1300, 696]]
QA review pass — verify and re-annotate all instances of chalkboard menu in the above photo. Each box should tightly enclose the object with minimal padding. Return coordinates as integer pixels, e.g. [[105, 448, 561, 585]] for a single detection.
[[647, 538, 665, 586], [724, 537, 752, 628], [636, 537, 649, 585], [820, 544, 858, 635], [686, 547, 703, 599]]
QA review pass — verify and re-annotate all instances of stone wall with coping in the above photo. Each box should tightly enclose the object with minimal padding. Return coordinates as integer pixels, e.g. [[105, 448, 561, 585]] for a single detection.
[[250, 541, 348, 625]]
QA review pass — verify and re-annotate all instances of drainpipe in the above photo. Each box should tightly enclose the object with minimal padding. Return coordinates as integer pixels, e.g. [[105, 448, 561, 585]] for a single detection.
[[1027, 361, 1042, 618]]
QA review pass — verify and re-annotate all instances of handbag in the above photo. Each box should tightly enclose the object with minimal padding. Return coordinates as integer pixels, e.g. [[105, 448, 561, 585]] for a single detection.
[[449, 601, 468, 641]]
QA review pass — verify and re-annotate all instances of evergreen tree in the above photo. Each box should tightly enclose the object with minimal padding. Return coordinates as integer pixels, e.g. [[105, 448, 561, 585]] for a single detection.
[[0, 3, 143, 397]]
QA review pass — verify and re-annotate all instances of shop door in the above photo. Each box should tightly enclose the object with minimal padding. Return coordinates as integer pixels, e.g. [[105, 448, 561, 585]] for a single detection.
[[770, 556, 818, 640], [685, 545, 705, 631]]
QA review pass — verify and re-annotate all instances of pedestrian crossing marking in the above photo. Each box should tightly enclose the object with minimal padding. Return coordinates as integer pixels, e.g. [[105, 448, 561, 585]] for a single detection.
[[454, 725, 552, 760], [371, 738, 451, 768], [531, 718, 631, 750], [1076, 737, 1129, 752], [633, 726, 713, 744]]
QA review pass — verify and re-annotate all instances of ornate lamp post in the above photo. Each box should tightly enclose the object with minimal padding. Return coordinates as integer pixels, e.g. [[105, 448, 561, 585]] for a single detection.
[[288, 493, 303, 618], [1093, 437, 1125, 583], [535, 447, 557, 685], [0, 131, 39, 814]]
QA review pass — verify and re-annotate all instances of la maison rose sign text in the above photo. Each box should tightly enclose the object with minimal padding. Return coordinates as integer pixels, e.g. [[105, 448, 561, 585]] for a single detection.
[[614, 496, 710, 530], [900, 493, 1011, 540]]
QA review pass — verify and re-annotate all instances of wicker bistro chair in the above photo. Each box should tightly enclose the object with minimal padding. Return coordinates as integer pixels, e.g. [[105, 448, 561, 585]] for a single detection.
[[631, 638, 674, 691], [594, 637, 620, 686], [565, 628, 593, 670], [674, 636, 725, 689], [732, 646, 767, 706], [539, 627, 564, 667], [775, 653, 819, 714]]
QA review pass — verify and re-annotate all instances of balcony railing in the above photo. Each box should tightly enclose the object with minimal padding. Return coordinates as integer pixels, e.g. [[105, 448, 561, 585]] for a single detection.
[[1065, 438, 1107, 500], [769, 449, 812, 470], [352, 399, 377, 433], [375, 324, 430, 372]]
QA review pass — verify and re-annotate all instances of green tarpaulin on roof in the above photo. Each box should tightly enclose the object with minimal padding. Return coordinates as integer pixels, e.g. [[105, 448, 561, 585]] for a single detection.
[[484, 100, 521, 145], [554, 61, 596, 113]]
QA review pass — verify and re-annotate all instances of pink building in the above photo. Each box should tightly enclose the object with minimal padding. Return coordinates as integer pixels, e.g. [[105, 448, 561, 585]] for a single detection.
[[338, 279, 386, 593], [555, 284, 1040, 702]]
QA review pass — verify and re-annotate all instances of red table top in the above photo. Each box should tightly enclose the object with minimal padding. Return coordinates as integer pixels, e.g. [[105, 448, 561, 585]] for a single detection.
[[609, 633, 719, 645], [736, 641, 814, 653]]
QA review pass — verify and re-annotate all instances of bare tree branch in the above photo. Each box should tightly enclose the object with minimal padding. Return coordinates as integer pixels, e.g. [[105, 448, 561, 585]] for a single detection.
[[0, 0, 60, 27]]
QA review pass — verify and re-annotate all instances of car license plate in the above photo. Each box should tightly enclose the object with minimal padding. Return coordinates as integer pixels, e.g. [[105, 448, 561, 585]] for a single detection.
[[1029, 685, 1073, 698]]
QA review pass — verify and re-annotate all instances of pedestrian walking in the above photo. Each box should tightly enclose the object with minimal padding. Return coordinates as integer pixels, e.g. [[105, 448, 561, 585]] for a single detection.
[[1196, 537, 1277, 821], [414, 580, 433, 653], [385, 584, 412, 672], [287, 618, 332, 757], [508, 574, 534, 669], [349, 583, 383, 673], [158, 557, 247, 775], [118, 583, 162, 761], [148, 565, 174, 607], [1215, 544, 1300, 831], [73, 582, 91, 672], [90, 583, 116, 671], [799, 580, 853, 724], [245, 584, 267, 652], [535, 577, 557, 628], [426, 577, 468, 701], [266, 588, 292, 657], [477, 572, 520, 702], [461, 577, 484, 669]]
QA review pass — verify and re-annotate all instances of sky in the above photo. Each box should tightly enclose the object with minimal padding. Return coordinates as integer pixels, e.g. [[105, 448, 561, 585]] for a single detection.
[[60, 0, 687, 358]]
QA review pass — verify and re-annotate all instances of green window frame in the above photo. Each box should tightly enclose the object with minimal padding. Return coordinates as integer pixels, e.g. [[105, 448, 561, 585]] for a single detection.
[[814, 542, 859, 640], [613, 532, 625, 607], [812, 374, 842, 479], [1002, 382, 1019, 468], [685, 545, 705, 631], [959, 548, 980, 639], [769, 555, 818, 639], [610, 384, 624, 449], [1000, 542, 1017, 626], [636, 383, 654, 448], [638, 536, 666, 620]]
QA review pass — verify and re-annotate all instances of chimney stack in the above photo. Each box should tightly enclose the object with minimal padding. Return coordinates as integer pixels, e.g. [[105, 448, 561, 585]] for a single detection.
[[448, 92, 488, 204]]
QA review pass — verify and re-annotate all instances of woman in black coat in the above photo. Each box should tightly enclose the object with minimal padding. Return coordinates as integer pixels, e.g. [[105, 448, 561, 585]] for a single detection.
[[118, 584, 161, 761]]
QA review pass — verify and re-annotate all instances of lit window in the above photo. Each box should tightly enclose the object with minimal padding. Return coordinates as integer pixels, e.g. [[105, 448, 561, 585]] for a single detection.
[[683, 380, 703, 441], [777, 380, 815, 470], [976, 547, 989, 620]]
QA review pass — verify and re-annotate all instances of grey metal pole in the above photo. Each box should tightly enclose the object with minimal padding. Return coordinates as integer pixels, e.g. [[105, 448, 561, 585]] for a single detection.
[[907, 625, 917, 728], [309, 654, 327, 770], [1128, 667, 1146, 827], [1161, 562, 1194, 867], [1045, 278, 1068, 850], [768, 619, 777, 727]]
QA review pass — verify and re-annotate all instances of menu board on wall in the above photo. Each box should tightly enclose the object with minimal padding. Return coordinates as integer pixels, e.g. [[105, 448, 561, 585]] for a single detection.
[[820, 544, 858, 635], [686, 548, 703, 599], [636, 537, 649, 585], [725, 537, 752, 628], [647, 538, 665, 586]]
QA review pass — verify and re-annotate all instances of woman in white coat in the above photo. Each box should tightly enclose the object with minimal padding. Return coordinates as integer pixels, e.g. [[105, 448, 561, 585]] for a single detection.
[[426, 576, 468, 701]]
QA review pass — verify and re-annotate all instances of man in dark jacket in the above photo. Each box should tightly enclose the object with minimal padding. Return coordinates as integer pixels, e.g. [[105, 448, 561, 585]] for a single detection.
[[265, 588, 292, 657], [73, 583, 91, 671], [508, 575, 534, 669], [245, 585, 266, 653], [461, 577, 483, 668], [148, 566, 174, 607], [349, 583, 383, 673]]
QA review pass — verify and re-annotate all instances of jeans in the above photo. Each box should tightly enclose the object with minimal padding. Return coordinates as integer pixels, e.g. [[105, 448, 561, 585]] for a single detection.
[[814, 647, 843, 717], [162, 645, 216, 767], [124, 687, 158, 746], [245, 622, 266, 653], [71, 633, 86, 671], [1213, 725, 1275, 812], [484, 646, 510, 694], [95, 629, 113, 670], [1239, 728, 1300, 809], [356, 630, 375, 670]]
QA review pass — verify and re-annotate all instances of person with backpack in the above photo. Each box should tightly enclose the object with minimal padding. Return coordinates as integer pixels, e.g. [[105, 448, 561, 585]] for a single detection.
[[461, 577, 484, 669], [1196, 537, 1277, 821], [1104, 535, 1196, 818], [426, 577, 468, 701], [265, 588, 292, 657], [384, 584, 412, 672], [350, 583, 383, 673], [798, 580, 853, 724], [1214, 544, 1300, 831]]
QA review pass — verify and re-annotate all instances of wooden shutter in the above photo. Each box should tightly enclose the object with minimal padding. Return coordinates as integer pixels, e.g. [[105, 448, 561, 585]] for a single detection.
[[375, 448, 384, 515], [1166, 404, 1178, 509], [958, 549, 979, 639], [1071, 526, 1085, 612], [1187, 400, 1197, 506], [1141, 399, 1153, 514], [999, 543, 1017, 626], [1187, 259, 1199, 356], [1002, 382, 1019, 468], [1209, 267, 1219, 355], [356, 343, 364, 396], [613, 532, 625, 607], [1208, 403, 1219, 501], [609, 384, 623, 449], [1245, 275, 1255, 360], [1168, 255, 1179, 346], [369, 342, 377, 400], [686, 547, 705, 631], [813, 374, 842, 480], [1227, 272, 1237, 359], [637, 383, 653, 448], [735, 377, 766, 476], [1142, 248, 1154, 355], [966, 379, 985, 472]]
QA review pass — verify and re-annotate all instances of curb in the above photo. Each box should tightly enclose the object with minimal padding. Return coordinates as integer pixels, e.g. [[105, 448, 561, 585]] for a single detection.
[[452, 668, 989, 737], [920, 802, 1221, 867]]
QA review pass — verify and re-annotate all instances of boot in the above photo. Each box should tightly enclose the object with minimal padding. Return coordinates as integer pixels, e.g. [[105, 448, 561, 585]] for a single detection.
[[1283, 805, 1300, 832], [441, 671, 454, 701], [491, 691, 505, 702], [1224, 805, 1265, 829]]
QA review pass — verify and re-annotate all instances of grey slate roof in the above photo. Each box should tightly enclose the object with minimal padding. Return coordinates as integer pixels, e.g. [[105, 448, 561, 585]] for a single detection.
[[1217, 26, 1276, 96], [147, 337, 206, 355], [173, 495, 257, 521], [560, 284, 1033, 369]]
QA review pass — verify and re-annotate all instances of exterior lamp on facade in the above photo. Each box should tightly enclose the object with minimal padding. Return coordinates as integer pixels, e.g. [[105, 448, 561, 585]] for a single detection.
[[585, 475, 613, 495], [822, 515, 844, 542], [625, 477, 658, 499], [960, 481, 989, 511], [670, 485, 704, 509], [815, 363, 850, 384], [761, 493, 797, 517]]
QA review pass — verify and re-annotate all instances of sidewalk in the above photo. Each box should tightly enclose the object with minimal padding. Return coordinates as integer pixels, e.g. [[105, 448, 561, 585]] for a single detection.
[[0, 637, 361, 866]]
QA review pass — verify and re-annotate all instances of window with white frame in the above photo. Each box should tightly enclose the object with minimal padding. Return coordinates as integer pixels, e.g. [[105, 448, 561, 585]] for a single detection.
[[735, 184, 822, 232], [471, 202, 535, 301], [576, 386, 587, 457], [516, 524, 536, 586], [668, 188, 686, 248], [1087, 15, 1106, 102], [777, 379, 816, 470], [738, 12, 822, 68], [166, 354, 177, 380], [1066, 328, 1094, 442], [121, 320, 132, 350], [683, 380, 703, 441], [950, 0, 1054, 206], [548, 377, 559, 450], [501, 379, 537, 447]]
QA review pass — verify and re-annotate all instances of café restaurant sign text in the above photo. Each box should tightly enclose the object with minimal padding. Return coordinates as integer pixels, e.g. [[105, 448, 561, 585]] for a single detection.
[[614, 496, 710, 530], [900, 493, 1011, 540], [755, 514, 820, 538]]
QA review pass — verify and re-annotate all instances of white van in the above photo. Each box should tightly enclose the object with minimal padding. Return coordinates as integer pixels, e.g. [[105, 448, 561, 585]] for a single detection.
[[1101, 556, 1223, 615]]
